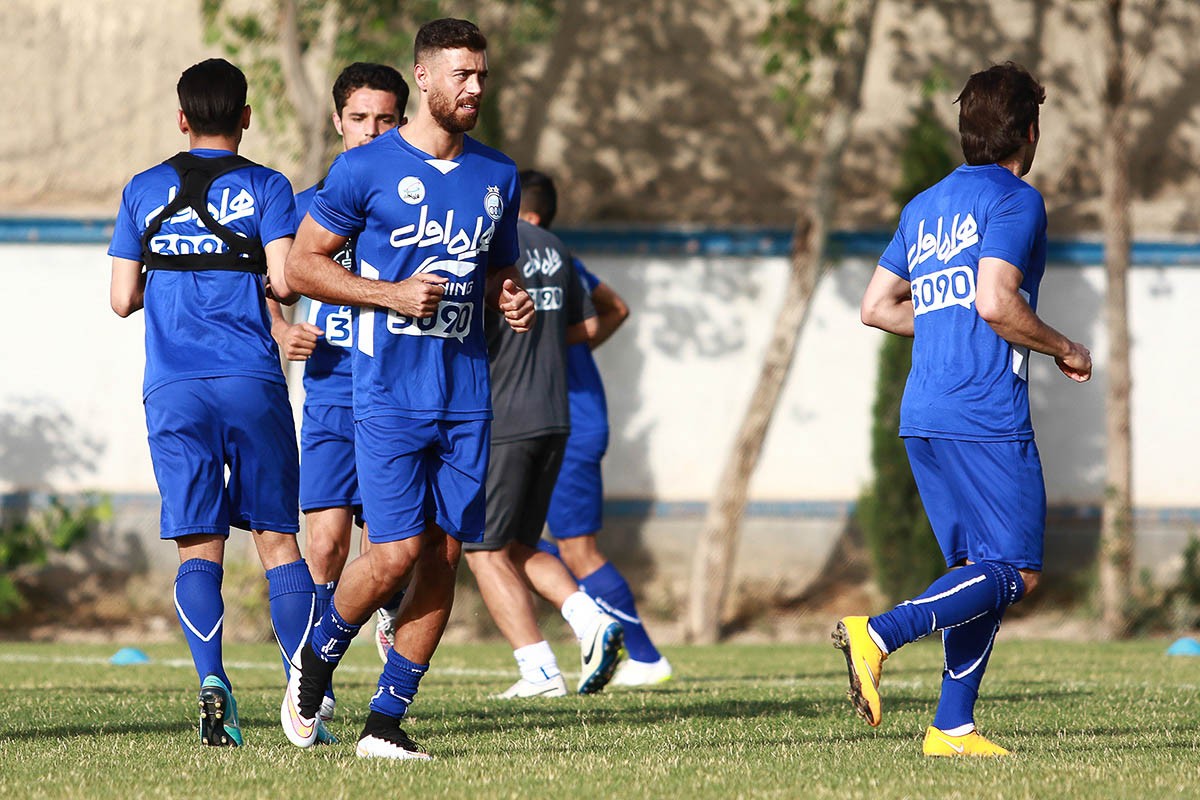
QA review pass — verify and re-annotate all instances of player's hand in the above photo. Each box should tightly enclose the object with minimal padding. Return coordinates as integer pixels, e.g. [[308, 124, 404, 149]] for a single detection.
[[391, 274, 447, 318], [1056, 341, 1092, 383], [275, 322, 323, 361], [499, 278, 535, 333]]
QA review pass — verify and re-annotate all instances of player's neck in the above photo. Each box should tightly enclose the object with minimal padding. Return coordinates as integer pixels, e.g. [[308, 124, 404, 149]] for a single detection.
[[399, 111, 465, 161], [188, 133, 240, 154]]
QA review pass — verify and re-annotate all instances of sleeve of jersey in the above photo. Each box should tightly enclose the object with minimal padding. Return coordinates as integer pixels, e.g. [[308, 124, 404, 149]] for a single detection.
[[488, 174, 521, 270], [308, 153, 366, 238], [566, 256, 596, 325], [107, 181, 144, 261], [258, 172, 299, 245], [877, 217, 911, 280], [573, 257, 601, 293], [979, 188, 1046, 275]]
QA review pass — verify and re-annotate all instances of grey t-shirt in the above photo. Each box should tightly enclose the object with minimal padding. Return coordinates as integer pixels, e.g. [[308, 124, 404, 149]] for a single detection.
[[487, 219, 595, 444]]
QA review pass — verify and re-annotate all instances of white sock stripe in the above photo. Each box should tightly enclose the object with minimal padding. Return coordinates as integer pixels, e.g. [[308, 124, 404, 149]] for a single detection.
[[909, 573, 988, 606], [595, 600, 641, 626], [173, 585, 223, 643], [945, 623, 1000, 680]]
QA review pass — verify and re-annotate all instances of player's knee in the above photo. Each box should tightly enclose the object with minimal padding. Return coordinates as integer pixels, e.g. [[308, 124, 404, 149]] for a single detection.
[[1018, 568, 1040, 598]]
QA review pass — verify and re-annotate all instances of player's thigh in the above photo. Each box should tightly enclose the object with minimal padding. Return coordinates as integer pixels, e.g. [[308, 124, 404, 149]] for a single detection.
[[299, 403, 361, 513], [144, 380, 230, 538], [221, 377, 300, 534], [428, 419, 491, 545], [509, 434, 568, 548], [546, 431, 606, 539], [903, 436, 968, 567], [938, 438, 1046, 571], [355, 415, 438, 544]]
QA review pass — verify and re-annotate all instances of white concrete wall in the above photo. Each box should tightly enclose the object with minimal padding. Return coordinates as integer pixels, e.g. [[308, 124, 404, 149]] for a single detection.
[[1, 243, 1196, 509]]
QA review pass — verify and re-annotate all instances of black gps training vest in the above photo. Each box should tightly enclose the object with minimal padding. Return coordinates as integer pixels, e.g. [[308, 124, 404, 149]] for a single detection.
[[140, 152, 268, 274]]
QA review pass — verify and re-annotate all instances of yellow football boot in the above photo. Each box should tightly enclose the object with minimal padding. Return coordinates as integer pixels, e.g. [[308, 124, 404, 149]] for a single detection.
[[922, 727, 1012, 757], [831, 616, 887, 727]]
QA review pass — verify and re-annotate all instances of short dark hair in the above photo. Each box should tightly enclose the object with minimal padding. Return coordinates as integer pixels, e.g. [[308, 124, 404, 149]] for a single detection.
[[955, 62, 1045, 166], [332, 62, 409, 116], [519, 170, 558, 228], [414, 18, 488, 63], [177, 58, 248, 136]]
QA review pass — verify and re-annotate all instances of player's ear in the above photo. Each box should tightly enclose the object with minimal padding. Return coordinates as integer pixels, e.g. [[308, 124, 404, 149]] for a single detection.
[[241, 105, 252, 131], [332, 111, 344, 138], [177, 109, 189, 135], [414, 62, 429, 92]]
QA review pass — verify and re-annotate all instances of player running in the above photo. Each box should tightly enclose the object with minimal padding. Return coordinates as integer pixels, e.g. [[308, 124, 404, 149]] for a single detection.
[[108, 58, 316, 747], [268, 62, 409, 727], [835, 62, 1091, 757], [280, 18, 534, 759], [463, 169, 625, 699]]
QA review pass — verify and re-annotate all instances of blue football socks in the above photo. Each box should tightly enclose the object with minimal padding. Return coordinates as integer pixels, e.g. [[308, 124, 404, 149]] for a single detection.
[[310, 603, 362, 665], [579, 561, 661, 663], [368, 649, 428, 720], [868, 561, 1025, 654], [174, 558, 229, 688], [265, 559, 317, 676], [314, 580, 337, 629], [933, 610, 1001, 733]]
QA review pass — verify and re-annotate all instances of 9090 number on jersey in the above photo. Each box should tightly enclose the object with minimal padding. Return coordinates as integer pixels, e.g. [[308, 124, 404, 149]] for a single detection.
[[385, 301, 473, 341]]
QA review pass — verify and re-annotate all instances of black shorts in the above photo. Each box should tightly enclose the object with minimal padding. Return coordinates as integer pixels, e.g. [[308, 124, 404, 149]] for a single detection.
[[464, 433, 568, 552]]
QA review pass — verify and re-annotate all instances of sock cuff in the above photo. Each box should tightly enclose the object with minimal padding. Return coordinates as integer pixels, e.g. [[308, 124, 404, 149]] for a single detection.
[[265, 559, 316, 598], [177, 558, 222, 581], [980, 561, 1025, 609], [327, 604, 362, 637], [314, 580, 337, 602], [386, 648, 429, 676], [578, 561, 623, 592]]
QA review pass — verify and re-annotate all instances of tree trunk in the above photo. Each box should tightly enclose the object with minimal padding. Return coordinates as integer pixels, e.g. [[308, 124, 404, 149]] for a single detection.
[[1098, 0, 1134, 638], [685, 0, 879, 644], [276, 0, 340, 189]]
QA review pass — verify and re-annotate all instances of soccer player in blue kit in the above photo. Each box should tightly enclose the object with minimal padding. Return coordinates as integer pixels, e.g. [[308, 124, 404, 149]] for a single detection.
[[835, 62, 1091, 757], [280, 19, 534, 759], [108, 58, 317, 747], [269, 62, 409, 725]]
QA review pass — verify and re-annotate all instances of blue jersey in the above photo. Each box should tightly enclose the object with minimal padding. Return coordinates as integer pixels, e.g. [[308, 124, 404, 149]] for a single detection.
[[108, 148, 296, 398], [879, 164, 1047, 441], [308, 129, 520, 421], [295, 182, 355, 407], [565, 259, 609, 437]]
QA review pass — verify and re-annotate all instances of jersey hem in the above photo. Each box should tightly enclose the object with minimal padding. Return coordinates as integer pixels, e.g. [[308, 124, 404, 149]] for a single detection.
[[143, 370, 286, 400], [899, 426, 1034, 442]]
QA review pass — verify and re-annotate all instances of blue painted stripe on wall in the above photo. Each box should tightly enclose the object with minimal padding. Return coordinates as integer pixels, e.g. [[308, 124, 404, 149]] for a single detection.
[[4, 217, 1200, 266]]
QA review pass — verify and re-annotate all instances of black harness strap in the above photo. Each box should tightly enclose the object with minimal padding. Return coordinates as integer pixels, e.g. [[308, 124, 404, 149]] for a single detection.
[[141, 152, 268, 274]]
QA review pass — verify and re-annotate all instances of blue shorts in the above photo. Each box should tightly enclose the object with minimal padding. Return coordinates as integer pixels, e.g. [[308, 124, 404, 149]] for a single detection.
[[144, 377, 299, 538], [904, 436, 1046, 571], [546, 429, 608, 538], [299, 404, 361, 513], [355, 416, 489, 544]]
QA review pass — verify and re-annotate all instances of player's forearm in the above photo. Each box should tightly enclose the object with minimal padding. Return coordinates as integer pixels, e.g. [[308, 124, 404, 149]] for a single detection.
[[861, 299, 914, 337], [588, 284, 629, 348], [287, 250, 393, 308], [110, 259, 146, 317], [979, 299, 1073, 360]]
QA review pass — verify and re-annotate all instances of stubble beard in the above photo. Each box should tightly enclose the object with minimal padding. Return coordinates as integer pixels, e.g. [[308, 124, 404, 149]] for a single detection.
[[429, 88, 478, 135]]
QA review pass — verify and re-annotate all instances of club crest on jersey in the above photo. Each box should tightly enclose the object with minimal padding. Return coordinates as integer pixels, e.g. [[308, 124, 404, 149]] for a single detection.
[[398, 176, 426, 205], [484, 186, 504, 221]]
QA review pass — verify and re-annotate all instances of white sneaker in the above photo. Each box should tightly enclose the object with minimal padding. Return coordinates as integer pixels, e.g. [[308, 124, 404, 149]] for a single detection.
[[493, 674, 569, 699], [375, 608, 396, 664], [355, 716, 432, 761], [577, 614, 624, 694], [280, 666, 318, 748], [610, 656, 673, 687]]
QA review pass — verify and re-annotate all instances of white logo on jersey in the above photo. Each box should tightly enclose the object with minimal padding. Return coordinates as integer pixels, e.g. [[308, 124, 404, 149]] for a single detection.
[[532, 286, 563, 311], [397, 176, 426, 205], [389, 205, 493, 258], [414, 255, 478, 280], [522, 247, 563, 278], [906, 213, 979, 273], [911, 265, 976, 316], [143, 186, 259, 256], [484, 185, 504, 221]]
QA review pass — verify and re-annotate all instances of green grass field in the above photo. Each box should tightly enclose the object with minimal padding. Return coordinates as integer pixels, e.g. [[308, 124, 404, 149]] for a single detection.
[[1, 637, 1198, 799]]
